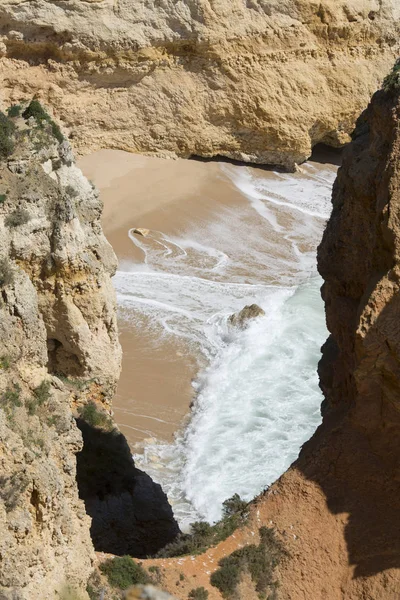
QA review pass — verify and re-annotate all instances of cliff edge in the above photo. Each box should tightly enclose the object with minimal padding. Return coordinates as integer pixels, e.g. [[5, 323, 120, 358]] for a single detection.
[[139, 66, 400, 600], [0, 1, 399, 168], [0, 104, 178, 600]]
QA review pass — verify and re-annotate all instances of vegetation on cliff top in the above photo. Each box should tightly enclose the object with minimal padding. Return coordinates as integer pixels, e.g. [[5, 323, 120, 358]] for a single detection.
[[210, 526, 286, 599], [157, 493, 248, 558], [99, 556, 151, 590], [383, 59, 400, 93], [0, 111, 16, 158], [22, 99, 64, 143]]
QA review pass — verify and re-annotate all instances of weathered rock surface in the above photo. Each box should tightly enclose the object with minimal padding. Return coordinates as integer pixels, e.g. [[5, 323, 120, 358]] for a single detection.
[[144, 75, 400, 600], [229, 304, 265, 328], [0, 108, 178, 600], [250, 72, 400, 599], [0, 1, 400, 168]]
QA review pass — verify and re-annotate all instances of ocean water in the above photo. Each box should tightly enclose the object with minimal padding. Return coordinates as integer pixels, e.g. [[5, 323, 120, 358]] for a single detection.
[[113, 160, 337, 530]]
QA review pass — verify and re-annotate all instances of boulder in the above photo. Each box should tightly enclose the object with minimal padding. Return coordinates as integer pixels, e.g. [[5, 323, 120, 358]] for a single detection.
[[228, 304, 265, 329], [133, 227, 150, 237]]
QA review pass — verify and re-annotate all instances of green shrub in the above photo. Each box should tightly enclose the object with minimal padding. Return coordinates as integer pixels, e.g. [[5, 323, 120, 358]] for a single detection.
[[0, 258, 14, 287], [5, 209, 30, 228], [0, 356, 11, 370], [7, 104, 22, 118], [85, 584, 97, 600], [148, 565, 162, 584], [51, 120, 64, 143], [0, 111, 15, 158], [222, 493, 248, 518], [189, 587, 209, 600], [47, 414, 62, 428], [27, 384, 50, 414], [86, 571, 103, 600], [33, 380, 51, 405], [99, 556, 151, 590], [210, 527, 286, 599], [78, 401, 113, 430], [3, 383, 22, 408], [157, 495, 248, 558], [383, 60, 400, 93], [22, 99, 64, 143], [0, 194, 6, 204], [0, 472, 30, 511], [22, 99, 49, 122]]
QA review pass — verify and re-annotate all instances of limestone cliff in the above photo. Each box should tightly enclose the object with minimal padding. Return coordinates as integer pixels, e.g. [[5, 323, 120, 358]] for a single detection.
[[139, 71, 400, 600], [0, 1, 400, 168], [0, 105, 178, 600]]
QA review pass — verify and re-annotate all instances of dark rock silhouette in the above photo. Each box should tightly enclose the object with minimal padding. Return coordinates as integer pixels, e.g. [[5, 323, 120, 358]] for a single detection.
[[76, 420, 180, 558]]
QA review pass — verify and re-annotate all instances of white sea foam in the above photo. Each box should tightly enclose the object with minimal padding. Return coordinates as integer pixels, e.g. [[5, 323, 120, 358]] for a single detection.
[[114, 160, 337, 529]]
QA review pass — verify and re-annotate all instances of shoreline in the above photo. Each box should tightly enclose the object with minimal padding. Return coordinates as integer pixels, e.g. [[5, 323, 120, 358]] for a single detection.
[[78, 149, 339, 455], [79, 150, 242, 448]]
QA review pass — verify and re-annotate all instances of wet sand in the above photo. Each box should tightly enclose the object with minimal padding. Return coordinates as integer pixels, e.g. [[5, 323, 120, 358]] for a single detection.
[[78, 150, 248, 448], [78, 149, 338, 451]]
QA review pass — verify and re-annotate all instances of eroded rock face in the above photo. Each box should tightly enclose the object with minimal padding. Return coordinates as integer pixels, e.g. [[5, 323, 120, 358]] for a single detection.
[[148, 79, 400, 600], [0, 115, 115, 600], [266, 80, 400, 598], [0, 1, 399, 168], [0, 111, 177, 599]]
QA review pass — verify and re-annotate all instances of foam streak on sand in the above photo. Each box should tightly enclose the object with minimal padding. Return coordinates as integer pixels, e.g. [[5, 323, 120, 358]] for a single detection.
[[108, 158, 338, 529]]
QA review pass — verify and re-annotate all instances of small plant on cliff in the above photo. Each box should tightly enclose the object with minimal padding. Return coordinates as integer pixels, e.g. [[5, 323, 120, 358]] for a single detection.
[[383, 60, 400, 94], [78, 401, 113, 430], [189, 587, 209, 600], [34, 380, 51, 404], [210, 526, 286, 599], [99, 556, 151, 590], [0, 355, 11, 370], [156, 493, 248, 558], [0, 193, 7, 204], [7, 104, 22, 118], [0, 258, 14, 287], [2, 383, 22, 423], [0, 472, 30, 511], [0, 110, 15, 158], [27, 380, 52, 414], [22, 99, 64, 143], [148, 565, 162, 585], [3, 383, 22, 408], [5, 208, 30, 228]]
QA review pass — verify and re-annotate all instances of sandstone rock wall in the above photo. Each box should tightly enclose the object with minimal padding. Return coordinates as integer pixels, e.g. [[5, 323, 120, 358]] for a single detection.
[[0, 108, 178, 600], [145, 74, 400, 600], [0, 1, 399, 168], [0, 113, 119, 600]]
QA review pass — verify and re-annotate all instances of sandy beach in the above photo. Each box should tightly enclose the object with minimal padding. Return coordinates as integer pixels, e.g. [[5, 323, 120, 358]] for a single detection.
[[78, 150, 338, 457], [79, 151, 248, 448]]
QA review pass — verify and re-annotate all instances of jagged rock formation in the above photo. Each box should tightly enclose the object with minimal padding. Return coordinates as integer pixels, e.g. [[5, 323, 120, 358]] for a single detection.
[[0, 1, 400, 168], [141, 75, 400, 599], [0, 107, 178, 600]]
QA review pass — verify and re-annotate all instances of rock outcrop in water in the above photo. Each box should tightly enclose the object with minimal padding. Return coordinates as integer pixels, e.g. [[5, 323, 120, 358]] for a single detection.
[[229, 304, 265, 329], [0, 1, 400, 168], [0, 106, 178, 600]]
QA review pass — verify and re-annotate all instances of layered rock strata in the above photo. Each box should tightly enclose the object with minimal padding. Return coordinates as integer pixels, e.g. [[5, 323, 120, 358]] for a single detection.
[[0, 108, 178, 600], [0, 1, 400, 167]]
